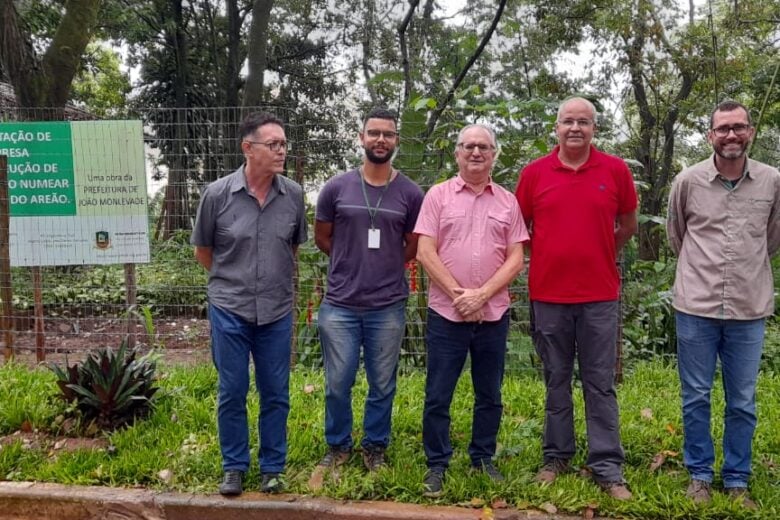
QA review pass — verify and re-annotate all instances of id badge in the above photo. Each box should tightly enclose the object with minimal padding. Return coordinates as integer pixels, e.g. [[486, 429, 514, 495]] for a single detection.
[[368, 228, 381, 249]]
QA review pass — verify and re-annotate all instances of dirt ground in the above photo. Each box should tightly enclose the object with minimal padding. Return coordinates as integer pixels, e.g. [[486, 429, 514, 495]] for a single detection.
[[4, 315, 212, 366]]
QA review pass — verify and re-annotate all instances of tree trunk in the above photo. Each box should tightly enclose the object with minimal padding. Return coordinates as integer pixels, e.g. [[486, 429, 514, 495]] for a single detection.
[[163, 0, 191, 237], [243, 0, 274, 108], [0, 0, 102, 109]]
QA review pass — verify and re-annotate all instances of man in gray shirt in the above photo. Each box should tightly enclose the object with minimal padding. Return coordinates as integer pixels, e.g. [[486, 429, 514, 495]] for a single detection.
[[192, 112, 307, 496], [667, 100, 780, 509]]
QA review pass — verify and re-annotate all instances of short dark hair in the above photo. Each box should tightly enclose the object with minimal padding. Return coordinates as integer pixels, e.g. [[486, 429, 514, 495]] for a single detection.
[[710, 100, 752, 128], [239, 112, 285, 141], [362, 107, 398, 130]]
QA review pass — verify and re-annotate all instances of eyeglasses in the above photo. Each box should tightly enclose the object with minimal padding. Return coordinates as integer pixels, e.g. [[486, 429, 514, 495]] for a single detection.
[[364, 129, 398, 139], [245, 140, 287, 151], [557, 119, 593, 128], [711, 124, 751, 137], [457, 143, 496, 153]]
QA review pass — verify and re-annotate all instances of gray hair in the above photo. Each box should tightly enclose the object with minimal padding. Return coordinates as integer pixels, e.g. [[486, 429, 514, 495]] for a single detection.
[[557, 97, 598, 122], [456, 124, 498, 148]]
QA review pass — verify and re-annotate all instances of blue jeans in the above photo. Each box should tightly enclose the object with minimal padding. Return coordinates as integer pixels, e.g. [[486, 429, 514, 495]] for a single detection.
[[210, 304, 291, 474], [423, 309, 509, 470], [675, 311, 765, 488], [317, 299, 406, 450]]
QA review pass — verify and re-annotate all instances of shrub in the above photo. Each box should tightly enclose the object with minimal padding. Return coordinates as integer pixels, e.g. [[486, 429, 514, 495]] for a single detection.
[[50, 341, 160, 432]]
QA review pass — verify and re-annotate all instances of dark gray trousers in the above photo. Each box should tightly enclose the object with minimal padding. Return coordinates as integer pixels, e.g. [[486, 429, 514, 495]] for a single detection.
[[531, 300, 625, 483]]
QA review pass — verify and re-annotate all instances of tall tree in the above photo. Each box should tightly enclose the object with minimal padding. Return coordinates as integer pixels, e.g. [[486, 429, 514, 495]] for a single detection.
[[242, 0, 273, 107], [0, 0, 102, 111]]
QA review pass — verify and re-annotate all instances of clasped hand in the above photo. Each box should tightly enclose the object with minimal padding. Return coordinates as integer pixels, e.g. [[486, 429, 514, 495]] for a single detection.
[[453, 287, 486, 322]]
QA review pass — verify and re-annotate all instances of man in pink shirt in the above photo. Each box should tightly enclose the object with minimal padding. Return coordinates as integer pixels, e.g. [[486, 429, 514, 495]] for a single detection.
[[415, 124, 528, 497]]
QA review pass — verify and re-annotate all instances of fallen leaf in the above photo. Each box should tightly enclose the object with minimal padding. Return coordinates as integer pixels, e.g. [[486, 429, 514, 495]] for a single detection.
[[665, 423, 677, 435], [53, 439, 67, 450], [540, 502, 558, 514], [158, 469, 173, 485], [479, 506, 494, 520], [662, 450, 679, 457], [303, 384, 316, 394], [470, 497, 485, 508], [307, 467, 325, 491], [491, 498, 508, 509], [582, 504, 597, 519], [20, 421, 32, 433], [649, 452, 666, 471], [640, 408, 653, 420], [170, 413, 179, 423]]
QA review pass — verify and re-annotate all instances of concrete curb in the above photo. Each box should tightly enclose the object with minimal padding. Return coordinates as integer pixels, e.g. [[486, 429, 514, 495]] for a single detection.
[[0, 481, 576, 520]]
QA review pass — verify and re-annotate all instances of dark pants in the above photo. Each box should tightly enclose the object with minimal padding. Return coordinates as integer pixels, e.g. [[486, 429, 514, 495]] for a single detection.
[[531, 300, 624, 483], [423, 309, 509, 470]]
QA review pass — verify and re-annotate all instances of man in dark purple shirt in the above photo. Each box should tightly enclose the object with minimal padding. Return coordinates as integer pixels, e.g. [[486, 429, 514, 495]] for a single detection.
[[309, 107, 423, 488]]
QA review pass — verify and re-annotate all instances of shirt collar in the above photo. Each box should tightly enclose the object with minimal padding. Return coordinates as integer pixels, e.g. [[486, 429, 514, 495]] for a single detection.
[[454, 173, 495, 193], [228, 164, 284, 195], [705, 154, 752, 183], [550, 144, 603, 172]]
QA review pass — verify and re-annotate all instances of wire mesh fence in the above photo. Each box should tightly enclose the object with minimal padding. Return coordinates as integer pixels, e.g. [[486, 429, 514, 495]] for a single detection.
[[0, 105, 620, 374]]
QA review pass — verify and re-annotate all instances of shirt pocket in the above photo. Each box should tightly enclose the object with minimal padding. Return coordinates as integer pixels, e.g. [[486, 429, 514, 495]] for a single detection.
[[275, 213, 297, 243], [440, 209, 466, 241], [746, 198, 772, 237], [486, 210, 510, 245]]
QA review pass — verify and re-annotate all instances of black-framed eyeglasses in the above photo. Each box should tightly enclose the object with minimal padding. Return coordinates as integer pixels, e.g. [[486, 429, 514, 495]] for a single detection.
[[457, 143, 495, 153], [711, 124, 751, 137], [364, 129, 398, 139], [245, 140, 288, 151]]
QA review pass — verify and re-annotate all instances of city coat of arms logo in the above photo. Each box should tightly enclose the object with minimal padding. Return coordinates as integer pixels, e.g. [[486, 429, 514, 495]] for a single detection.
[[95, 231, 110, 249]]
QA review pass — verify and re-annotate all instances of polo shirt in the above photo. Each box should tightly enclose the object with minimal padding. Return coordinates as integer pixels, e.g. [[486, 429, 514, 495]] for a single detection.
[[414, 175, 528, 322], [192, 165, 308, 325], [515, 145, 638, 303]]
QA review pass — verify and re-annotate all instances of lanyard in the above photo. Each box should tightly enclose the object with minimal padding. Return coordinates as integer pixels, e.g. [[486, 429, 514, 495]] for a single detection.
[[359, 167, 393, 229]]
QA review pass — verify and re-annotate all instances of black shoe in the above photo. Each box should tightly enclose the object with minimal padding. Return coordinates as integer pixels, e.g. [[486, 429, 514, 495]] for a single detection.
[[473, 460, 504, 482], [423, 468, 445, 497], [362, 445, 387, 472], [219, 470, 243, 496], [261, 472, 283, 493]]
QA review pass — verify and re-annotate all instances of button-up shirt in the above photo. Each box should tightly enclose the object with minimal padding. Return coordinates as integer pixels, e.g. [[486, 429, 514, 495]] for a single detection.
[[414, 175, 529, 322], [192, 165, 308, 325], [667, 155, 780, 319]]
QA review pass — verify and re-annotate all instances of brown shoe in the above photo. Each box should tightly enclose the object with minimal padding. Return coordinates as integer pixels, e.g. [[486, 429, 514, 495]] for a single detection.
[[599, 481, 633, 501], [726, 487, 757, 509], [362, 446, 387, 472], [307, 447, 351, 491], [686, 479, 712, 504], [534, 459, 570, 483]]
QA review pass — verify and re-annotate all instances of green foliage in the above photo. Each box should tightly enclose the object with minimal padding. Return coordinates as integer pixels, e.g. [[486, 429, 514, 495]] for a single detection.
[[71, 43, 131, 117], [622, 258, 677, 360], [50, 342, 160, 431]]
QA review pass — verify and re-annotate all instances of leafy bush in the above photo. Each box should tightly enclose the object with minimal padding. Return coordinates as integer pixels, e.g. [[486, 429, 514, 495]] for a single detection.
[[50, 342, 160, 432], [622, 258, 677, 360]]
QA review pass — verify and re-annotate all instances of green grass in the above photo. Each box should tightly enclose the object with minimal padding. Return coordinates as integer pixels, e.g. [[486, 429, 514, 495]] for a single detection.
[[1, 360, 778, 518]]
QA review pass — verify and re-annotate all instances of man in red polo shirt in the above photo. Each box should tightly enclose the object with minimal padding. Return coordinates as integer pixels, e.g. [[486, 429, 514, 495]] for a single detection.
[[515, 97, 638, 500]]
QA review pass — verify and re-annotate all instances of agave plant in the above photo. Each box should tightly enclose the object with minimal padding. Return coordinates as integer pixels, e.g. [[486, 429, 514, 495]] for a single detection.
[[51, 341, 159, 431]]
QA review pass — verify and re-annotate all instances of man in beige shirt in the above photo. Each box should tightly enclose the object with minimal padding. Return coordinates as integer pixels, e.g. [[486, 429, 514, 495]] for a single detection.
[[667, 100, 780, 509]]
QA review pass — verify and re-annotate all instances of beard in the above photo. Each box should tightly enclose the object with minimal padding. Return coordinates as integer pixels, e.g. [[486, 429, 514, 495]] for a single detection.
[[364, 146, 394, 164], [714, 141, 748, 160]]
